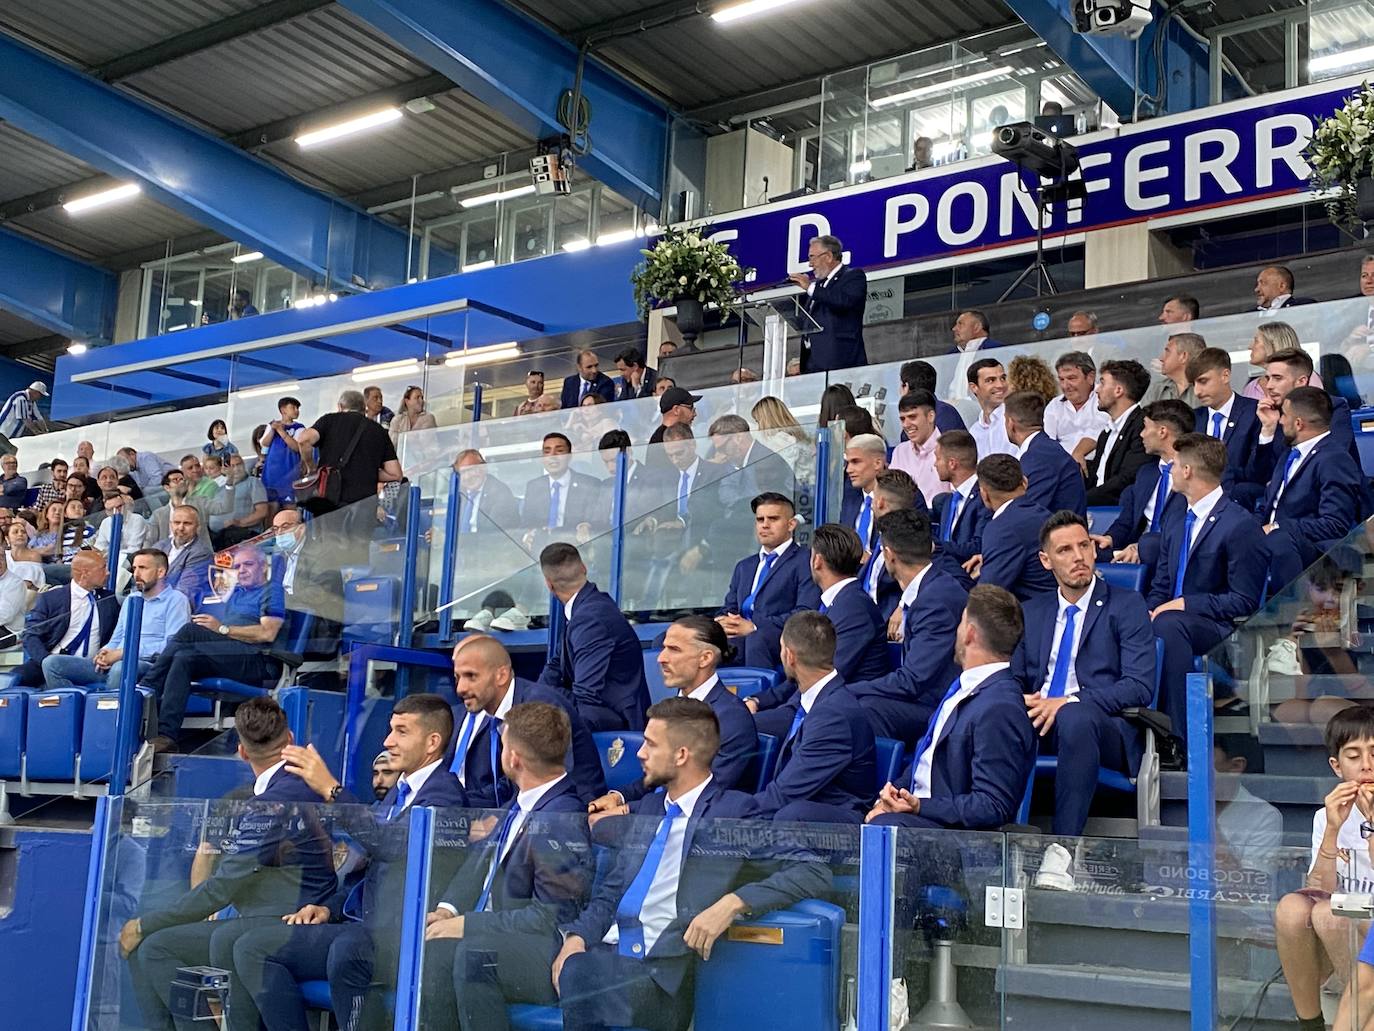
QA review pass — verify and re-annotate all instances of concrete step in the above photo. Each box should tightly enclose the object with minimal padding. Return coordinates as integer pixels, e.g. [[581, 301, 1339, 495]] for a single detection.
[[1258, 721, 1330, 777], [1160, 771, 1327, 836]]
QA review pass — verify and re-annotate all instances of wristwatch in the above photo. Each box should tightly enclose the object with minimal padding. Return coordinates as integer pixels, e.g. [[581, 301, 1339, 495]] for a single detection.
[[216, 624, 229, 636], [1360, 820, 1373, 840], [328, 783, 343, 802]]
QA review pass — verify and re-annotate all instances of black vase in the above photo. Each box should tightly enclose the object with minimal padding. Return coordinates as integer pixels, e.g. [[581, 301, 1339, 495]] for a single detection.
[[1358, 177, 1374, 223], [674, 297, 704, 348]]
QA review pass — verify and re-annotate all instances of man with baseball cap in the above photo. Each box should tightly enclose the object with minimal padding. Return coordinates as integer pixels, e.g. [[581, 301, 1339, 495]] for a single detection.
[[649, 386, 702, 446], [0, 381, 48, 448]]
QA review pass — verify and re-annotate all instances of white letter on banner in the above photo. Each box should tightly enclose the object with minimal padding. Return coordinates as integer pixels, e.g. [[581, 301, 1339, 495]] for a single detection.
[[786, 214, 831, 273], [1254, 114, 1312, 189], [1183, 128, 1242, 202], [706, 229, 738, 246], [936, 182, 988, 246], [999, 171, 1041, 237], [1069, 152, 1113, 226], [883, 195, 929, 258], [1125, 140, 1171, 211]]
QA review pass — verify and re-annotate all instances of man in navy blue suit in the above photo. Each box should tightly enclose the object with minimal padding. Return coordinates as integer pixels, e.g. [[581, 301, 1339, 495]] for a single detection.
[[717, 492, 820, 669], [838, 433, 889, 552], [900, 359, 965, 433], [520, 433, 602, 537], [866, 584, 1034, 830], [1091, 399, 1192, 566], [931, 430, 989, 586], [591, 618, 758, 816], [707, 413, 794, 508], [454, 449, 521, 533], [848, 509, 966, 746], [1147, 435, 1266, 742], [123, 698, 337, 1031], [229, 694, 467, 1031], [14, 548, 120, 686], [949, 310, 1007, 408], [1257, 387, 1363, 590], [614, 346, 656, 401], [560, 349, 616, 409], [1005, 390, 1087, 515], [863, 469, 922, 619], [551, 697, 830, 1031], [967, 454, 1056, 602], [745, 524, 888, 737], [422, 702, 594, 1031], [751, 611, 877, 823], [538, 542, 651, 732], [1014, 513, 1156, 835], [1187, 347, 1261, 502], [789, 234, 867, 373], [450, 634, 607, 806]]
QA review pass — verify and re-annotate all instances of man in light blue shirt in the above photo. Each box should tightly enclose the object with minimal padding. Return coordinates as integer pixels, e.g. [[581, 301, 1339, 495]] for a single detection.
[[42, 547, 190, 692]]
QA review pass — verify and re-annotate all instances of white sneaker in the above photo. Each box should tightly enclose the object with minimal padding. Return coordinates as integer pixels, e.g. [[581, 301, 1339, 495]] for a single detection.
[[1267, 638, 1302, 676], [465, 608, 494, 632], [1033, 842, 1075, 891], [490, 607, 530, 631]]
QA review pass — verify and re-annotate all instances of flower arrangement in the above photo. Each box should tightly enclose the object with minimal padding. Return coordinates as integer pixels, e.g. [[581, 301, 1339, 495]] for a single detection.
[[1306, 81, 1374, 236], [630, 225, 754, 320]]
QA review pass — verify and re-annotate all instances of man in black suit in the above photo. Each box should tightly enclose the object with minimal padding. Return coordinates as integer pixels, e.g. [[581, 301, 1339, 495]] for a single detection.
[[551, 697, 830, 1031], [520, 433, 602, 540], [644, 424, 740, 599], [949, 309, 1006, 404], [614, 347, 656, 401], [122, 698, 336, 1031], [422, 702, 594, 1031], [455, 448, 521, 534], [1086, 358, 1152, 505], [1254, 264, 1315, 314], [560, 350, 616, 409], [789, 234, 867, 373], [14, 548, 120, 686]]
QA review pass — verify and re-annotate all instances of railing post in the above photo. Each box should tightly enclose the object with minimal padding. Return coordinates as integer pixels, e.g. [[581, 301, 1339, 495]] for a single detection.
[[438, 469, 462, 641], [397, 484, 422, 649], [1186, 669, 1217, 1031], [471, 381, 484, 423], [104, 511, 123, 589], [110, 594, 144, 796], [70, 793, 123, 1031], [814, 425, 831, 527], [609, 449, 627, 603], [393, 804, 436, 1031], [857, 822, 895, 1031]]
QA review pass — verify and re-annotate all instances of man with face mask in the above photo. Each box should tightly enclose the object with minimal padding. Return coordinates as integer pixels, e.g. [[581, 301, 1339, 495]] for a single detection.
[[269, 508, 345, 634], [154, 504, 214, 606]]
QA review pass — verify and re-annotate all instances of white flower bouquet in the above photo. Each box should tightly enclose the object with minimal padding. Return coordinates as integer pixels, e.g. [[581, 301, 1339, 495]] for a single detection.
[[630, 225, 753, 320], [1307, 81, 1374, 236]]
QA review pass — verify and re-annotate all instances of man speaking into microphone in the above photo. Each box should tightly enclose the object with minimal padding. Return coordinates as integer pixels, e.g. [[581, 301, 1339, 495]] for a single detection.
[[789, 234, 868, 374]]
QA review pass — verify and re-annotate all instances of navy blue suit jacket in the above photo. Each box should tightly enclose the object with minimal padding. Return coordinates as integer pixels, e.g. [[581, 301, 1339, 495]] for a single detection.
[[623, 681, 759, 800], [140, 768, 336, 934], [563, 780, 829, 995], [449, 678, 608, 808], [1020, 431, 1087, 515], [838, 490, 878, 550], [1245, 396, 1357, 486], [18, 586, 121, 685], [977, 497, 1057, 602], [1013, 580, 1155, 717], [440, 775, 592, 939], [800, 265, 868, 373], [1146, 494, 1267, 623], [457, 477, 521, 533], [896, 668, 1035, 830], [931, 486, 990, 581], [719, 544, 820, 669], [821, 580, 890, 683], [539, 583, 651, 730], [753, 676, 876, 817], [615, 369, 657, 401], [848, 568, 966, 730], [1100, 460, 1184, 550], [560, 372, 616, 409], [1193, 395, 1260, 487], [520, 470, 605, 530], [1259, 436, 1362, 560], [935, 400, 966, 434]]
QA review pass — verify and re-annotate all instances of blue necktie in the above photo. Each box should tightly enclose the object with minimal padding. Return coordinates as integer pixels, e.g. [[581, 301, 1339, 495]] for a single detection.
[[1045, 604, 1080, 699], [782, 705, 805, 751], [488, 717, 504, 805], [861, 537, 882, 594], [547, 480, 561, 529], [1271, 448, 1301, 521], [677, 471, 691, 518], [1173, 509, 1198, 597], [615, 801, 684, 958], [64, 601, 94, 657], [941, 492, 963, 543], [910, 677, 964, 792], [1210, 411, 1225, 439], [387, 779, 412, 821], [818, 599, 828, 615], [579, 380, 589, 402], [1149, 463, 1172, 533], [465, 492, 479, 532], [474, 802, 521, 913], [855, 495, 873, 546], [449, 714, 476, 776], [741, 551, 778, 620]]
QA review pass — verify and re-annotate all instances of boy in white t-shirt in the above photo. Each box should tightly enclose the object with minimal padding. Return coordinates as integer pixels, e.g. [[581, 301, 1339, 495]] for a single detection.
[[1275, 706, 1374, 1030]]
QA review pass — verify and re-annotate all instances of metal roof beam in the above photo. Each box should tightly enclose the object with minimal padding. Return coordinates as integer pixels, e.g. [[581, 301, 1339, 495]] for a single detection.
[[0, 227, 115, 343], [0, 31, 414, 290], [0, 334, 69, 360], [339, 0, 669, 210]]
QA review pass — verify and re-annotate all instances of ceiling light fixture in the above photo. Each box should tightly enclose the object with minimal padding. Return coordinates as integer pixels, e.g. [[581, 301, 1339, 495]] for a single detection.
[[1309, 45, 1374, 74], [712, 0, 819, 24], [459, 184, 536, 208], [351, 358, 421, 383], [237, 381, 300, 399], [870, 65, 1016, 108], [296, 107, 403, 148], [461, 260, 496, 273], [595, 229, 638, 246], [63, 183, 141, 214], [561, 238, 592, 252], [67, 341, 88, 356], [444, 342, 521, 367], [231, 251, 264, 264]]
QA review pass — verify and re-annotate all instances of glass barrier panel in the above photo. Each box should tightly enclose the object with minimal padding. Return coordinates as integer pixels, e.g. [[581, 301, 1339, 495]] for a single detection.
[[418, 807, 862, 1031], [81, 797, 410, 1031]]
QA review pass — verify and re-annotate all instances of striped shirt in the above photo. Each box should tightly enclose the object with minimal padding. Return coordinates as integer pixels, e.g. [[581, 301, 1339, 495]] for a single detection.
[[0, 390, 38, 438]]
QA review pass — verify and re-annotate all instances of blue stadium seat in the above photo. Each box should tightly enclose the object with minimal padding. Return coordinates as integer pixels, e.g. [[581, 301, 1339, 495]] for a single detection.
[[746, 733, 780, 792], [79, 687, 153, 783], [642, 649, 673, 704], [716, 666, 781, 699], [593, 731, 645, 793], [299, 980, 330, 1010], [343, 576, 399, 644], [0, 690, 25, 779], [873, 736, 904, 795], [1095, 562, 1146, 593], [186, 612, 318, 728], [25, 690, 83, 781], [1085, 507, 1120, 534], [1017, 639, 1166, 828]]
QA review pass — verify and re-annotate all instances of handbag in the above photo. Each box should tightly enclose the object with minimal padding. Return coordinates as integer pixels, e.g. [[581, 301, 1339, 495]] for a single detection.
[[293, 418, 368, 508]]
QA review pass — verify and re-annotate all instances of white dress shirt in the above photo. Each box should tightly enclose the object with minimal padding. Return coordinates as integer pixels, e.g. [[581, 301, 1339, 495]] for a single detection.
[[253, 758, 288, 796], [1188, 485, 1225, 548], [991, 497, 1017, 520], [1043, 395, 1108, 455], [688, 674, 720, 701], [911, 661, 1010, 797], [747, 539, 792, 597], [1094, 404, 1139, 487], [1039, 579, 1097, 698], [947, 476, 978, 534], [453, 678, 518, 785], [56, 581, 100, 657], [0, 568, 29, 634], [970, 405, 1014, 460], [950, 337, 988, 402], [1258, 293, 1292, 315], [799, 669, 839, 714], [820, 577, 858, 609], [396, 759, 443, 810], [891, 564, 932, 642], [603, 774, 714, 953], [1204, 393, 1237, 438], [1142, 458, 1172, 526], [1268, 431, 1329, 523]]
